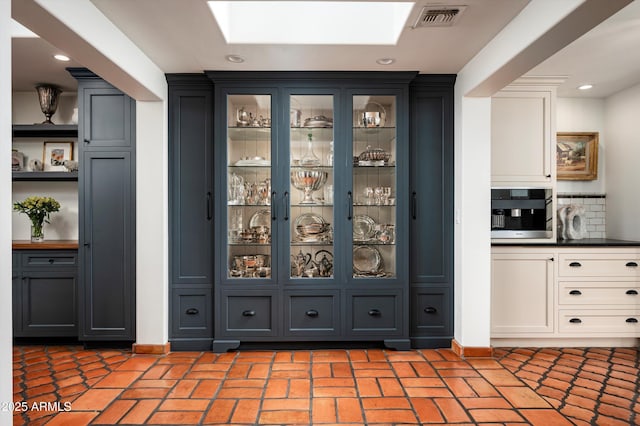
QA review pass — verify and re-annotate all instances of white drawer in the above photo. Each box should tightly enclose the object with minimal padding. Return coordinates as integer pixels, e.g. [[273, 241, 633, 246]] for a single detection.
[[558, 254, 640, 277], [558, 281, 640, 305], [559, 309, 640, 334]]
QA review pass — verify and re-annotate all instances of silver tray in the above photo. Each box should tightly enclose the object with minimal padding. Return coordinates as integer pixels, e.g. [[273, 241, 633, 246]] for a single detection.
[[353, 214, 376, 241], [353, 245, 383, 274], [249, 209, 271, 228]]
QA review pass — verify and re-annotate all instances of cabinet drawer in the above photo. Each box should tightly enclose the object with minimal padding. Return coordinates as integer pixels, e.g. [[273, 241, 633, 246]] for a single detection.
[[348, 291, 401, 335], [221, 292, 275, 337], [559, 309, 640, 334], [171, 287, 212, 338], [559, 254, 640, 277], [559, 281, 640, 305], [22, 251, 77, 268], [411, 287, 451, 337], [284, 292, 339, 336]]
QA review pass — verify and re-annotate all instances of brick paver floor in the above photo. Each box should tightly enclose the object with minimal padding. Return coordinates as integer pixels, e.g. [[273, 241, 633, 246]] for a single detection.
[[11, 345, 638, 425]]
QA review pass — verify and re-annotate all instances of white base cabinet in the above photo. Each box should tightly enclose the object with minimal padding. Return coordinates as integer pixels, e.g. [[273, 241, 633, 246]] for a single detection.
[[491, 246, 640, 345]]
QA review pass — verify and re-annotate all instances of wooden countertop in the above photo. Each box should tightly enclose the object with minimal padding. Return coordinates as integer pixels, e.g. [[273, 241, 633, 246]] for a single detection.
[[12, 240, 79, 250]]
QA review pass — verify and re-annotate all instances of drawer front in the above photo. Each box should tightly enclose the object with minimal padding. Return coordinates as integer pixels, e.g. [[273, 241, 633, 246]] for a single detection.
[[221, 293, 275, 337], [348, 291, 402, 335], [285, 292, 339, 336], [171, 287, 212, 338], [411, 287, 451, 337], [559, 309, 640, 334], [559, 281, 640, 305], [22, 251, 77, 268], [559, 254, 640, 277]]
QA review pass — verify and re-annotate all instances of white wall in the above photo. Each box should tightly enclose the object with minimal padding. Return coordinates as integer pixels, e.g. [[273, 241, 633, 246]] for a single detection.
[[556, 97, 606, 194], [604, 83, 640, 241], [12, 91, 79, 240], [1, 0, 14, 424]]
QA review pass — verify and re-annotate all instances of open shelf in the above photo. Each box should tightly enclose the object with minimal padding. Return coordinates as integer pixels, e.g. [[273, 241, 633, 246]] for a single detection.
[[12, 124, 78, 139], [12, 171, 78, 181]]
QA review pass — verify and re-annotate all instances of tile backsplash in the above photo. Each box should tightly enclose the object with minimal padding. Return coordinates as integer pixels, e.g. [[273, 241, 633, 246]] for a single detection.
[[557, 193, 606, 239]]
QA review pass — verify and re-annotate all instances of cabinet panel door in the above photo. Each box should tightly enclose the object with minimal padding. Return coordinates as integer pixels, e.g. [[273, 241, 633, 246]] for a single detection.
[[411, 286, 452, 337], [491, 91, 552, 182], [17, 271, 77, 337], [80, 151, 135, 339], [170, 89, 213, 285], [409, 89, 453, 284], [171, 287, 213, 338], [491, 253, 554, 335], [219, 291, 276, 337], [82, 87, 133, 147], [284, 291, 339, 336], [347, 290, 402, 336]]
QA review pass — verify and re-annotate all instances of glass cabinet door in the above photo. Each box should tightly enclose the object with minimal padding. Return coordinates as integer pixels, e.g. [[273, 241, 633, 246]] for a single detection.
[[352, 95, 397, 278], [226, 95, 273, 279], [289, 95, 334, 279]]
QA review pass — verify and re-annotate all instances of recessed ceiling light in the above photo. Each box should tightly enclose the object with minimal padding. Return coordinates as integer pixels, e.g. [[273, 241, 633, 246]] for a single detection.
[[578, 84, 593, 90], [226, 54, 245, 63], [376, 58, 395, 65], [53, 54, 70, 62], [208, 1, 414, 45]]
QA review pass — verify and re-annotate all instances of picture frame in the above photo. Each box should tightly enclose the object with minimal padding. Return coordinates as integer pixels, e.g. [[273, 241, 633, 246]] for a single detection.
[[43, 141, 73, 171], [556, 132, 599, 180]]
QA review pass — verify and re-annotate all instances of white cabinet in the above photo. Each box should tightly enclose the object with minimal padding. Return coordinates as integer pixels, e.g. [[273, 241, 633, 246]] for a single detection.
[[492, 246, 640, 345], [491, 77, 563, 185], [557, 250, 640, 336], [491, 250, 554, 335]]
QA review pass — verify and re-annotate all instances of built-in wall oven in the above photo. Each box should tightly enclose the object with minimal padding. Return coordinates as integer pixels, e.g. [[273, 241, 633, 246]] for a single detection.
[[491, 187, 553, 239]]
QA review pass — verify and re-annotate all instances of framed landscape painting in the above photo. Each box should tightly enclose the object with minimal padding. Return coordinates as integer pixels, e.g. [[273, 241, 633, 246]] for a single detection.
[[556, 132, 599, 180]]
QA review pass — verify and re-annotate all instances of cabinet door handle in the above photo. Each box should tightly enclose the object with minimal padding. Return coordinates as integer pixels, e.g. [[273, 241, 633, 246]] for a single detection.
[[569, 318, 582, 324], [569, 262, 582, 267], [283, 191, 289, 221], [83, 242, 90, 248], [412, 191, 417, 220], [242, 310, 256, 317], [347, 191, 353, 220], [626, 318, 638, 323], [48, 258, 55, 264], [569, 290, 582, 296], [545, 174, 551, 178], [185, 308, 199, 315], [206, 192, 212, 221], [626, 262, 638, 267], [424, 307, 437, 314], [272, 191, 277, 221], [84, 138, 90, 144], [305, 309, 319, 317], [368, 309, 381, 317], [626, 289, 638, 295]]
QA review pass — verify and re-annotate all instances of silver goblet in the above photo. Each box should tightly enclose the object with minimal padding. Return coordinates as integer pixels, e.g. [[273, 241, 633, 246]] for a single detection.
[[36, 84, 62, 124]]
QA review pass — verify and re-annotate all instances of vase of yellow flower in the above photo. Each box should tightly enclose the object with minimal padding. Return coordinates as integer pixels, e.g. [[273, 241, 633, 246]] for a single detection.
[[13, 196, 60, 242]]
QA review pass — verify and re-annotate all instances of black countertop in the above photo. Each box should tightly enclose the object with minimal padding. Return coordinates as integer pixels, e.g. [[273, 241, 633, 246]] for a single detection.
[[492, 238, 640, 247]]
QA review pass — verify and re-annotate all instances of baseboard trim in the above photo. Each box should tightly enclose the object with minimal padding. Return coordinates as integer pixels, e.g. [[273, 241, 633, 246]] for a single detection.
[[132, 342, 171, 355], [451, 339, 493, 358]]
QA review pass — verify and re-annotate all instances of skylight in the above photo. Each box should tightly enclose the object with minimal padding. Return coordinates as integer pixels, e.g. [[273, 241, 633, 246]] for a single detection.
[[208, 1, 415, 45]]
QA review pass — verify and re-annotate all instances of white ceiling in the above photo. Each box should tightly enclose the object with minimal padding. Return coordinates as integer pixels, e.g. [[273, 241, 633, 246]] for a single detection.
[[10, 0, 640, 100]]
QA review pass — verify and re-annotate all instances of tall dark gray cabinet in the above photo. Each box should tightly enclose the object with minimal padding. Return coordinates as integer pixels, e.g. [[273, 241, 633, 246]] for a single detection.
[[69, 68, 136, 341], [166, 72, 454, 351], [167, 75, 214, 350], [409, 75, 455, 348]]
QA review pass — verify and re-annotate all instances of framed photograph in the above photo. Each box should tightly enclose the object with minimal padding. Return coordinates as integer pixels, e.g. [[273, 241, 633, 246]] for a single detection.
[[43, 141, 73, 171], [556, 132, 599, 180]]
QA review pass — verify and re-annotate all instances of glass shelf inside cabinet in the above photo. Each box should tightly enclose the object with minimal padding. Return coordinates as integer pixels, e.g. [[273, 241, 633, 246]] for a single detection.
[[227, 94, 273, 280], [352, 95, 397, 279], [289, 94, 335, 279]]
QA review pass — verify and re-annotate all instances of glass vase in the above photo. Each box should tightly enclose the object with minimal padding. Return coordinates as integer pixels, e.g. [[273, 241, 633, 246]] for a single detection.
[[31, 222, 44, 243]]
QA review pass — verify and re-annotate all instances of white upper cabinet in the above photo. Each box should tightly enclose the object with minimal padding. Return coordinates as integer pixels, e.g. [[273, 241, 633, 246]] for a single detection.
[[491, 78, 562, 185]]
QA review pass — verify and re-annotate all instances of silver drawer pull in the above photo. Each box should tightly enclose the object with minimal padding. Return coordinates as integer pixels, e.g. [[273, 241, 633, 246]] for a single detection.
[[569, 290, 582, 296], [569, 318, 582, 324]]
